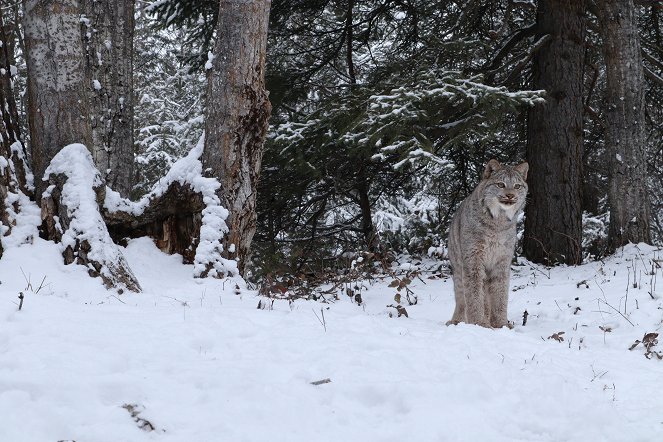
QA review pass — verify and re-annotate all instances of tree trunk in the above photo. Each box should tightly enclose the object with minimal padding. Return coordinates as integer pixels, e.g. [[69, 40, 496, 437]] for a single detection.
[[598, 0, 651, 250], [523, 0, 585, 265], [0, 8, 31, 257], [202, 0, 272, 276], [81, 0, 135, 197], [23, 0, 92, 200], [24, 1, 138, 292]]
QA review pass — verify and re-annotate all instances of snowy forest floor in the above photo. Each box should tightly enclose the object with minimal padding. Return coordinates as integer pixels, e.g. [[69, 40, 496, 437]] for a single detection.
[[1, 237, 663, 441]]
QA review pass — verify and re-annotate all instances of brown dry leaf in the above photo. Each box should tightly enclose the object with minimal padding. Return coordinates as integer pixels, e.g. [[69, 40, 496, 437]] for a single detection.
[[396, 305, 409, 318], [548, 331, 565, 342]]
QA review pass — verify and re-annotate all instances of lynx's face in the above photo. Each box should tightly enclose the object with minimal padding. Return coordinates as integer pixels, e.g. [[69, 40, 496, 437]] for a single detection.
[[481, 159, 528, 220]]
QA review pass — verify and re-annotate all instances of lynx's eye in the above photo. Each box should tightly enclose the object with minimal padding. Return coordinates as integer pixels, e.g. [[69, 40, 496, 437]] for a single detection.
[[496, 182, 506, 189], [514, 183, 522, 189]]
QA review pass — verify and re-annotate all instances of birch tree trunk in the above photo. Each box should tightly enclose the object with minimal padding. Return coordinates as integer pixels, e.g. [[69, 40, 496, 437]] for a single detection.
[[523, 0, 585, 265], [81, 0, 135, 197], [23, 0, 92, 200], [598, 0, 651, 250], [202, 0, 272, 276]]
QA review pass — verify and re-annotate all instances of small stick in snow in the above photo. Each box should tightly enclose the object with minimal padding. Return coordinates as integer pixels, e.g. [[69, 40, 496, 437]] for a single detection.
[[313, 308, 327, 332], [310, 378, 331, 386], [18, 292, 24, 311], [597, 298, 634, 327], [110, 294, 126, 304], [522, 309, 528, 326], [554, 300, 563, 312]]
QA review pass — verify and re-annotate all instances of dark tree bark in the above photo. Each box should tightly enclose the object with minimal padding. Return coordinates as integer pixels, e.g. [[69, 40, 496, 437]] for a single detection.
[[598, 0, 651, 250], [523, 0, 585, 265], [0, 9, 31, 257], [202, 0, 272, 276], [23, 0, 92, 200], [81, 0, 135, 197]]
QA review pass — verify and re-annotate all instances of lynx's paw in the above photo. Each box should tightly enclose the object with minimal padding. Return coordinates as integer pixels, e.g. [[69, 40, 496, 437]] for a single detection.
[[490, 321, 514, 329]]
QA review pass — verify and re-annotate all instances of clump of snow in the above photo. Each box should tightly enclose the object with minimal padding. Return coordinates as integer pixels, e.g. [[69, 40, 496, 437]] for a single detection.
[[44, 144, 140, 291], [105, 136, 237, 277], [205, 51, 215, 70], [0, 141, 39, 250], [92, 79, 102, 90]]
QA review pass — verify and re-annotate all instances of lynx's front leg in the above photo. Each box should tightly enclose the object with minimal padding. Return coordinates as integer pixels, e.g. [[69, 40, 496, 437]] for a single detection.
[[448, 272, 466, 325], [463, 263, 490, 327], [487, 260, 511, 328]]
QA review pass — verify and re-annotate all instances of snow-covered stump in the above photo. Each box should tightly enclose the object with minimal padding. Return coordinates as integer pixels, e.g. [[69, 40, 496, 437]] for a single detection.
[[103, 138, 238, 279], [40, 144, 141, 292]]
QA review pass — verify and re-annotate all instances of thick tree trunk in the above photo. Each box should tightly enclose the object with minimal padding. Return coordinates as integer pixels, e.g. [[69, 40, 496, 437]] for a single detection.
[[598, 0, 651, 250], [202, 0, 272, 276], [81, 0, 135, 197], [24, 2, 138, 292], [523, 0, 585, 265], [23, 0, 92, 200]]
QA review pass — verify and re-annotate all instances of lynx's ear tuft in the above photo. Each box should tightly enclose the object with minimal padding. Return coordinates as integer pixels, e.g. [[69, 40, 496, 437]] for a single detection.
[[514, 162, 529, 180], [482, 159, 502, 179]]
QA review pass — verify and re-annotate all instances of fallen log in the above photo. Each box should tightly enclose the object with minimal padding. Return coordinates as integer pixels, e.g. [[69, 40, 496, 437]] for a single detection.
[[103, 138, 238, 278]]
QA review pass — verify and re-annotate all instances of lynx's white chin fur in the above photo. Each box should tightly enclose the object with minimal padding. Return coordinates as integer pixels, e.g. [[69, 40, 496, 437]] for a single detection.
[[487, 198, 519, 221]]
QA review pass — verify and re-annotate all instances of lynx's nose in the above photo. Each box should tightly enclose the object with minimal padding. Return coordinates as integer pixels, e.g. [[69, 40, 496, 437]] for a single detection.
[[505, 193, 515, 200]]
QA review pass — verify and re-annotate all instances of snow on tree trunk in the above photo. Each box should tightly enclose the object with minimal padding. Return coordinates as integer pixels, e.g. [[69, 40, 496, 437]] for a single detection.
[[103, 138, 237, 278], [598, 0, 651, 250], [523, 0, 585, 266], [202, 0, 272, 276], [0, 10, 33, 257], [23, 0, 92, 200], [41, 144, 140, 292], [81, 0, 135, 197]]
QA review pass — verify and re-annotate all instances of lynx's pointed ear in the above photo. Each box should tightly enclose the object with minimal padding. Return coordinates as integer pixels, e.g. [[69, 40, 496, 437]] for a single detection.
[[482, 159, 502, 179], [514, 162, 529, 180]]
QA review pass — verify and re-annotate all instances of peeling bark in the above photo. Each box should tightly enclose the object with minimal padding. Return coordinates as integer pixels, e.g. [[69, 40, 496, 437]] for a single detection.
[[202, 0, 272, 276]]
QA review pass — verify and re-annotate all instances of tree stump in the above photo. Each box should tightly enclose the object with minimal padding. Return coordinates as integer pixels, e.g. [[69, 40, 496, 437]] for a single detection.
[[41, 144, 141, 292]]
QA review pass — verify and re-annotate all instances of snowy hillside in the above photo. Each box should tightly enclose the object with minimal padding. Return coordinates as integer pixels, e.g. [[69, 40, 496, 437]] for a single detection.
[[1, 238, 662, 441]]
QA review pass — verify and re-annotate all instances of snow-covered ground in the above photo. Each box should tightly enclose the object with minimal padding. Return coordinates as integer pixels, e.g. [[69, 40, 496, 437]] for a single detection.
[[1, 237, 662, 441]]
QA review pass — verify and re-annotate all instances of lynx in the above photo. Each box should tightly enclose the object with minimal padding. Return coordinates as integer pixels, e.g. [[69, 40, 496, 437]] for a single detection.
[[447, 159, 528, 328]]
